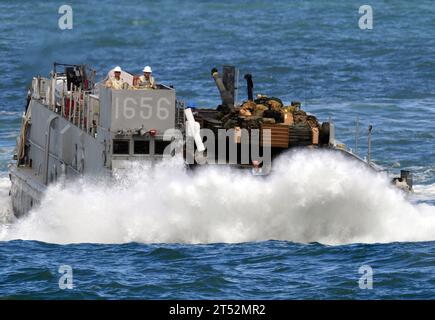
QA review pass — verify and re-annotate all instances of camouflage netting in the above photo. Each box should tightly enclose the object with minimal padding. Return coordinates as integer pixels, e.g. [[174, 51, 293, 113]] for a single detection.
[[235, 97, 319, 130], [208, 97, 324, 149]]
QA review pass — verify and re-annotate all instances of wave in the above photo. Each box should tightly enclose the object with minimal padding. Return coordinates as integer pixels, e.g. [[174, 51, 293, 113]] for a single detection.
[[0, 110, 22, 116], [0, 150, 434, 245], [0, 176, 14, 225]]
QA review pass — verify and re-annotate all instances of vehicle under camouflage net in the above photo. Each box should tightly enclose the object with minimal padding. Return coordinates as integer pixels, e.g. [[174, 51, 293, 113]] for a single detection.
[[190, 66, 333, 164], [189, 66, 411, 191]]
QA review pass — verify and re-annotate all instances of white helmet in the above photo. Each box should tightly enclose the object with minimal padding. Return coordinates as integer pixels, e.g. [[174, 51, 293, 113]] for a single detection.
[[113, 66, 122, 72], [143, 66, 152, 73]]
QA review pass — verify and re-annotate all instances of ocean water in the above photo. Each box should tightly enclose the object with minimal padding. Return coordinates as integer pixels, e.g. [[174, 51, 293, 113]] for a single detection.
[[0, 0, 434, 299]]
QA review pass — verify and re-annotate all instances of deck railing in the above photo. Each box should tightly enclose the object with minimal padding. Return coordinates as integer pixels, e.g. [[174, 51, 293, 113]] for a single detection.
[[31, 75, 99, 137]]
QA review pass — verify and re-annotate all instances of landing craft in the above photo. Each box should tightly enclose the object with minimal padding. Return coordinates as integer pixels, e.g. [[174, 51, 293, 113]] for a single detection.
[[8, 63, 412, 218]]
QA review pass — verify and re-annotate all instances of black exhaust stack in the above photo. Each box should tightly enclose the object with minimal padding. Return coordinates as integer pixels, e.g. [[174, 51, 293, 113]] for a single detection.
[[211, 66, 238, 113], [244, 74, 253, 101]]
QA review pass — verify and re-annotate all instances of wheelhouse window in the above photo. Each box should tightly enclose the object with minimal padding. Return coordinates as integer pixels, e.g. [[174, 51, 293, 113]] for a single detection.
[[134, 140, 150, 155], [155, 140, 173, 155], [113, 140, 129, 155]]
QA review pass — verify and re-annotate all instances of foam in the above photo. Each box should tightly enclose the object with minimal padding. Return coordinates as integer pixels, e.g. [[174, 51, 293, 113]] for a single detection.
[[1, 151, 434, 245]]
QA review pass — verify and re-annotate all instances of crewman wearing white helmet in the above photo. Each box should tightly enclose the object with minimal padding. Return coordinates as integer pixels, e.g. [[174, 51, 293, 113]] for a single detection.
[[105, 66, 125, 90], [139, 66, 156, 89]]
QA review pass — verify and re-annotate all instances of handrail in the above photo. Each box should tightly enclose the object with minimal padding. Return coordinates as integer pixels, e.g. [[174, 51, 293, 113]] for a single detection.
[[33, 74, 97, 138]]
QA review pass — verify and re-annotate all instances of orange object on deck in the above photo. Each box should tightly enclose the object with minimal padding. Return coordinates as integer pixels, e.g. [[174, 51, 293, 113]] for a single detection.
[[65, 98, 74, 118], [312, 127, 319, 145], [261, 123, 290, 148], [283, 112, 294, 125]]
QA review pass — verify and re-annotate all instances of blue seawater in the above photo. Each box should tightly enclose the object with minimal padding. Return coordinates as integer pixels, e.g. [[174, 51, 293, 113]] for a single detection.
[[0, 0, 434, 299], [0, 240, 434, 299]]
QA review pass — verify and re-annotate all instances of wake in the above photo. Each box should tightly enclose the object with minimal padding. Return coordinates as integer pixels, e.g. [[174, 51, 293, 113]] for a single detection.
[[1, 150, 435, 245]]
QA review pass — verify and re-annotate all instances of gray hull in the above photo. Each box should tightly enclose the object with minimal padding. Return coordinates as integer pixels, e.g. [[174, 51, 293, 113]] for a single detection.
[[9, 166, 45, 218]]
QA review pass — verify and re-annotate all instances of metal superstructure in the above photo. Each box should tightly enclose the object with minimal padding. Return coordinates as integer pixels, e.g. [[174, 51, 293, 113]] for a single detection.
[[9, 63, 183, 217]]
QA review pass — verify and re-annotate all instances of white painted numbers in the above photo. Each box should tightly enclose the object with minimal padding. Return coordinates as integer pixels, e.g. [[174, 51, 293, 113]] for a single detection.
[[58, 265, 74, 289], [358, 265, 373, 289], [58, 5, 73, 30], [359, 5, 373, 30], [114, 97, 171, 121]]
